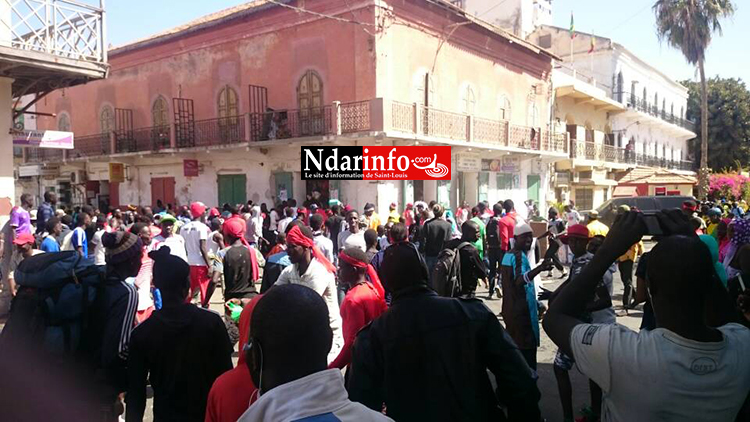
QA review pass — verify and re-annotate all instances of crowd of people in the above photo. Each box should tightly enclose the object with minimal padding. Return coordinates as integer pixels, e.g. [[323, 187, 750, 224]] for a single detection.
[[0, 191, 749, 422]]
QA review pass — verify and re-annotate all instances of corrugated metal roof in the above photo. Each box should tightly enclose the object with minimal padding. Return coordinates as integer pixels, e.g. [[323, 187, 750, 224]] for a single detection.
[[617, 167, 697, 185]]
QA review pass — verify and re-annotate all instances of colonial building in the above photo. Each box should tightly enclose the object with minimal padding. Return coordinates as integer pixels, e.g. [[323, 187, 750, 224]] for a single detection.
[[24, 0, 567, 217], [528, 25, 697, 210]]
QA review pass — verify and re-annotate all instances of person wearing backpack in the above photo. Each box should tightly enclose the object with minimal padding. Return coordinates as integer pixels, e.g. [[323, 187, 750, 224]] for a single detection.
[[485, 204, 504, 299], [419, 204, 453, 276], [442, 221, 488, 298]]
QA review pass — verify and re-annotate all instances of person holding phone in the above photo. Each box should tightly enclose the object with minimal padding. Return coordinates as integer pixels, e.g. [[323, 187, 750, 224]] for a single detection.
[[543, 210, 750, 421]]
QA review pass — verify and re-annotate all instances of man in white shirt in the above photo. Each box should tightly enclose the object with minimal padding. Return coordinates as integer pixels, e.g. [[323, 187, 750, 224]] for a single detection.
[[276, 207, 294, 235], [310, 213, 334, 264], [269, 205, 280, 232], [544, 210, 750, 422], [90, 219, 108, 267], [150, 215, 188, 262], [180, 202, 213, 308], [337, 210, 366, 253], [275, 224, 344, 363]]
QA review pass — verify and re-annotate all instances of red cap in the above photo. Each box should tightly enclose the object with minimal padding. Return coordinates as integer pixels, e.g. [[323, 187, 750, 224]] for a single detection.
[[190, 201, 207, 218], [208, 207, 220, 218], [13, 233, 35, 246], [559, 224, 590, 244]]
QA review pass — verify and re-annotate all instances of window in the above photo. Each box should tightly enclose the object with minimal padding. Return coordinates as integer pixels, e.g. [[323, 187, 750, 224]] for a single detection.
[[100, 106, 113, 133], [58, 113, 70, 131], [681, 106, 684, 120], [218, 85, 239, 119], [297, 70, 324, 135], [671, 103, 674, 117], [616, 72, 624, 103], [630, 81, 636, 106], [576, 188, 594, 210], [527, 103, 539, 127], [642, 87, 648, 107], [152, 96, 169, 127], [413, 71, 435, 107], [499, 95, 511, 121], [662, 98, 666, 115], [497, 173, 514, 190], [539, 34, 552, 49], [461, 85, 476, 114], [654, 92, 658, 114]]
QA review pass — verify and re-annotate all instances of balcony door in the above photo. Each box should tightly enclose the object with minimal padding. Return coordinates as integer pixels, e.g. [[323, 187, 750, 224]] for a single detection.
[[297, 70, 324, 135]]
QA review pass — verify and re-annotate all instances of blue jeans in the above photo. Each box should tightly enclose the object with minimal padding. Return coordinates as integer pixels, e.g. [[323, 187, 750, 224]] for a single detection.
[[425, 255, 438, 286]]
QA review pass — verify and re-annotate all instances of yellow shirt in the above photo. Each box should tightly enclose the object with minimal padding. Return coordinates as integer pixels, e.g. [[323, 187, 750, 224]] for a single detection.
[[706, 222, 718, 237], [587, 220, 610, 237], [366, 213, 382, 231], [618, 241, 644, 262], [387, 210, 400, 224]]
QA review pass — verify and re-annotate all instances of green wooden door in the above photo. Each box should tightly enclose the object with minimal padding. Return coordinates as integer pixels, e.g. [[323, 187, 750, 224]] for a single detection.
[[218, 174, 247, 206], [527, 174, 540, 204]]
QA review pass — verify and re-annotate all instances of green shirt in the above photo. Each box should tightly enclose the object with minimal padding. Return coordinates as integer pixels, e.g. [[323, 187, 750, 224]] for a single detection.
[[470, 216, 486, 259]]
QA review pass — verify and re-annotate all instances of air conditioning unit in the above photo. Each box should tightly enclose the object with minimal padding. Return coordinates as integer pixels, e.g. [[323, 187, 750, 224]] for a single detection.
[[70, 170, 87, 184]]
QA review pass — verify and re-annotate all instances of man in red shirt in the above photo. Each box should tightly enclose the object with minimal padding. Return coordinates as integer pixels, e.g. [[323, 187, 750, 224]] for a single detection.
[[329, 247, 387, 370], [498, 199, 518, 253]]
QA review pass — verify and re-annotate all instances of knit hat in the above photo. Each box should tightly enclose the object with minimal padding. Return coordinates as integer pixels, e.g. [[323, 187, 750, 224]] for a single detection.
[[514, 223, 533, 236], [149, 246, 190, 292], [102, 231, 143, 264]]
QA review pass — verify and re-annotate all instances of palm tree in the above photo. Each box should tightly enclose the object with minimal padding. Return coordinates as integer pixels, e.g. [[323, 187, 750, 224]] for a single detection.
[[653, 0, 735, 199]]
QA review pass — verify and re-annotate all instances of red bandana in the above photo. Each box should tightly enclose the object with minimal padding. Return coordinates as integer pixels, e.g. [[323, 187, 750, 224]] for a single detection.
[[286, 225, 337, 273], [338, 250, 386, 302], [223, 218, 260, 281]]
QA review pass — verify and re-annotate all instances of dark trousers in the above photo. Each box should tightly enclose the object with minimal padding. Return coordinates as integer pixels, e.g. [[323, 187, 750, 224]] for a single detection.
[[618, 260, 634, 307], [520, 348, 538, 371], [487, 248, 504, 292], [550, 252, 564, 272]]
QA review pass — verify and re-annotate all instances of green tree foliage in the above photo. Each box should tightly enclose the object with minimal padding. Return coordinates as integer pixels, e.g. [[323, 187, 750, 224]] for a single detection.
[[683, 77, 750, 171]]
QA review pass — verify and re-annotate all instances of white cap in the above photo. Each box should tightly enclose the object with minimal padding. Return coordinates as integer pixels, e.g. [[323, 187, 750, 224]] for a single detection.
[[514, 223, 533, 236]]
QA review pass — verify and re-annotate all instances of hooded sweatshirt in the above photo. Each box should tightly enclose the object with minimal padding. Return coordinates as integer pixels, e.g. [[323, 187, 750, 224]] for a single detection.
[[126, 304, 233, 422], [238, 369, 393, 422]]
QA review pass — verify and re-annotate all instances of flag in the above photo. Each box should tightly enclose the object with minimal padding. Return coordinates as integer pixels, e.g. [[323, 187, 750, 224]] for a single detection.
[[588, 34, 595, 53], [569, 12, 575, 39]]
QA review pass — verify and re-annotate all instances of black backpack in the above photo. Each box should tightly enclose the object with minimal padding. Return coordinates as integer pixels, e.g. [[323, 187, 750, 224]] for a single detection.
[[431, 242, 472, 297], [486, 216, 501, 248], [0, 251, 104, 360]]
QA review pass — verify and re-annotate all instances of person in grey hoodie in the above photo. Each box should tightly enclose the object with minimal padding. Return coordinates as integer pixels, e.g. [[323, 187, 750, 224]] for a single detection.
[[238, 284, 392, 422]]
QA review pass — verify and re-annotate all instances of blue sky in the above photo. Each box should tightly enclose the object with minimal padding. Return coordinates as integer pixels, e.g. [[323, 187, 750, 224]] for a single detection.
[[106, 0, 747, 84]]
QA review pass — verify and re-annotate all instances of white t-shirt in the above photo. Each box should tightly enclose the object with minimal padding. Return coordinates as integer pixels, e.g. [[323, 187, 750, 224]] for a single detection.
[[269, 210, 280, 231], [570, 322, 750, 422], [313, 233, 334, 264], [337, 230, 366, 252], [180, 220, 210, 266], [276, 258, 343, 364], [277, 217, 293, 235], [150, 234, 188, 263], [91, 229, 106, 266]]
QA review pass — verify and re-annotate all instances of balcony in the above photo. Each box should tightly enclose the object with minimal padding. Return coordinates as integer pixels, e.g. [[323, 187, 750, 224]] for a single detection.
[[1, 0, 108, 96], [33, 98, 568, 162], [569, 140, 693, 172], [621, 94, 695, 131]]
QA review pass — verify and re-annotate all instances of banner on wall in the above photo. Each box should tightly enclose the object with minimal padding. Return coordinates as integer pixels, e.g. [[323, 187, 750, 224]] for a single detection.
[[12, 129, 74, 149], [481, 156, 520, 173], [456, 152, 481, 172], [301, 146, 451, 180]]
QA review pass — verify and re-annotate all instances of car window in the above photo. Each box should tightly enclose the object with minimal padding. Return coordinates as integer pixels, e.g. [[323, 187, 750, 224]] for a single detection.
[[633, 197, 657, 212], [656, 196, 690, 211]]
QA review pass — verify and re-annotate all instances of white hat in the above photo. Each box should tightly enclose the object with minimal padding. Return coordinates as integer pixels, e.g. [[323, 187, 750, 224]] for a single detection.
[[514, 223, 533, 236]]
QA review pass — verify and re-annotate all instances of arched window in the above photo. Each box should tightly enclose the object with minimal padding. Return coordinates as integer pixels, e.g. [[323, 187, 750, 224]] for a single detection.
[[413, 71, 435, 107], [100, 105, 113, 133], [58, 113, 71, 131], [671, 103, 675, 117], [152, 96, 169, 127], [642, 87, 648, 110], [662, 98, 666, 116], [653, 92, 658, 115], [630, 81, 636, 106], [217, 86, 239, 118], [499, 95, 511, 121], [527, 103, 540, 127], [461, 85, 476, 114], [297, 70, 324, 135], [681, 106, 685, 120], [616, 72, 624, 103]]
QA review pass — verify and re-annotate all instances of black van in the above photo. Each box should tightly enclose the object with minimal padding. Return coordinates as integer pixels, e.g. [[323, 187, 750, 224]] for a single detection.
[[595, 195, 696, 227]]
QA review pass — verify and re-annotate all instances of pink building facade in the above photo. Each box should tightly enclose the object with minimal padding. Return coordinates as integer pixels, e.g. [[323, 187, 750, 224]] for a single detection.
[[22, 0, 565, 215]]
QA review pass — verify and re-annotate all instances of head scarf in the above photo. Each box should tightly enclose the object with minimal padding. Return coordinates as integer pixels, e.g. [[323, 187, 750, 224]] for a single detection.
[[286, 225, 336, 273], [731, 218, 750, 245], [223, 218, 260, 281], [338, 250, 386, 303], [699, 235, 728, 287]]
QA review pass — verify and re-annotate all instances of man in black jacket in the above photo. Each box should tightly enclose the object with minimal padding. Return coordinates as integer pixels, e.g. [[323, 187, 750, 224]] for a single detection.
[[348, 241, 541, 422], [126, 247, 233, 421], [418, 204, 453, 276]]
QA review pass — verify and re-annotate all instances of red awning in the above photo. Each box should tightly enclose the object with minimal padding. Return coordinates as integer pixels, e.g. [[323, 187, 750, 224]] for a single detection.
[[613, 186, 638, 197]]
